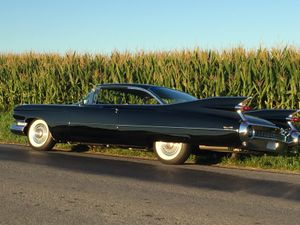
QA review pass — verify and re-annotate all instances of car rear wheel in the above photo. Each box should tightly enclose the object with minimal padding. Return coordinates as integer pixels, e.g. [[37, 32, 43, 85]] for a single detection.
[[154, 141, 191, 165], [28, 119, 56, 151]]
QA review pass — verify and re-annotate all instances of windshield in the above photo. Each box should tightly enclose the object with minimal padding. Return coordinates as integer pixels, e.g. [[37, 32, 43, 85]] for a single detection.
[[149, 86, 197, 104]]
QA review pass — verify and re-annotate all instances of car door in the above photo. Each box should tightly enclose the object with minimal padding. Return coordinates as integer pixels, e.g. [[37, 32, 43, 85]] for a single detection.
[[114, 88, 163, 147], [68, 104, 118, 143], [68, 88, 119, 143], [117, 104, 163, 146]]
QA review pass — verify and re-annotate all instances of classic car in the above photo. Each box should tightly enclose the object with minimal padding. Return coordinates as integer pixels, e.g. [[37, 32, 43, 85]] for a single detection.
[[11, 83, 300, 164]]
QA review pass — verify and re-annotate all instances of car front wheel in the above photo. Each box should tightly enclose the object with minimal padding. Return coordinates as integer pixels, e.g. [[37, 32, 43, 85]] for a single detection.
[[27, 119, 56, 151], [154, 141, 191, 165]]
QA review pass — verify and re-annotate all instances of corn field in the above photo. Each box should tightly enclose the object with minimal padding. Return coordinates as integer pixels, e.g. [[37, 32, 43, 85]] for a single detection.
[[0, 47, 300, 111]]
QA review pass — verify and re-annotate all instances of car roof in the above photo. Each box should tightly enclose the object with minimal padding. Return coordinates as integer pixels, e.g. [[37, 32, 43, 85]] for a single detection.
[[97, 83, 158, 90]]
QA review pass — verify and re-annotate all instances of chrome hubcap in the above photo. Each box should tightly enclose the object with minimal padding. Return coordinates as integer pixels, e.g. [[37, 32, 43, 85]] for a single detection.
[[155, 141, 183, 160], [35, 129, 44, 138], [29, 121, 49, 147], [160, 142, 181, 156], [32, 124, 48, 144]]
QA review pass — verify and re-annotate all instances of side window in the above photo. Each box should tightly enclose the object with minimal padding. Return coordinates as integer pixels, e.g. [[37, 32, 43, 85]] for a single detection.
[[95, 89, 121, 104], [95, 88, 159, 105]]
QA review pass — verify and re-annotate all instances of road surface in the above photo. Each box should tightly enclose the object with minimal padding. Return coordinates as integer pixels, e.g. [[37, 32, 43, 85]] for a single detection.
[[0, 144, 299, 225]]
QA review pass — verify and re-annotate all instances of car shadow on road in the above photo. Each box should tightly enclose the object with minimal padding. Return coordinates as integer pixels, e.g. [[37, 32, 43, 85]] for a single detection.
[[1, 144, 299, 203], [70, 144, 90, 152], [192, 150, 229, 165]]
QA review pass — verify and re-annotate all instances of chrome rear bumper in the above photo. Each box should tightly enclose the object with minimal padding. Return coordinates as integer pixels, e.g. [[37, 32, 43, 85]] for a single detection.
[[238, 122, 299, 152]]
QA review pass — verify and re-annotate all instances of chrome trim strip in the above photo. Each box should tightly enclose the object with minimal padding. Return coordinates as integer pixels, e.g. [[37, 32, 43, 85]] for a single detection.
[[287, 121, 297, 131], [70, 122, 280, 135], [236, 110, 246, 121], [251, 136, 285, 142], [118, 124, 237, 132], [69, 123, 115, 127], [126, 86, 164, 105], [68, 122, 238, 132]]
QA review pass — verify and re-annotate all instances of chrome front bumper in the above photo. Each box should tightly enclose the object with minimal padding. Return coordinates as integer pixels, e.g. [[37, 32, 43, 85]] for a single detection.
[[10, 122, 27, 135]]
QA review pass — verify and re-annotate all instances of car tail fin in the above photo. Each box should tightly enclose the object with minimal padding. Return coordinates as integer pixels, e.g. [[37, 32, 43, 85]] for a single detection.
[[191, 96, 250, 111], [235, 97, 252, 112], [286, 110, 300, 123], [235, 97, 252, 121], [286, 110, 300, 132]]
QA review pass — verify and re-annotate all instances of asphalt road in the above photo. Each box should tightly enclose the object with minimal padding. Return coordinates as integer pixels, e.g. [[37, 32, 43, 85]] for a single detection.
[[0, 144, 299, 225]]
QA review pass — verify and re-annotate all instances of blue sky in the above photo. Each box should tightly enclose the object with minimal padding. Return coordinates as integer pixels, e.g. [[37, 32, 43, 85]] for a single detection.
[[0, 0, 299, 53]]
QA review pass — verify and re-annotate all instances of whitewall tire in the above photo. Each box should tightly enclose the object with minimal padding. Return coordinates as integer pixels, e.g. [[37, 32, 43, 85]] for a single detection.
[[154, 141, 191, 165], [28, 119, 56, 151]]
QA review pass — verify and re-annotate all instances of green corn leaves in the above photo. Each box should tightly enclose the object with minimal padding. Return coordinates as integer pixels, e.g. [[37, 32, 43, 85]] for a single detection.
[[0, 48, 299, 111]]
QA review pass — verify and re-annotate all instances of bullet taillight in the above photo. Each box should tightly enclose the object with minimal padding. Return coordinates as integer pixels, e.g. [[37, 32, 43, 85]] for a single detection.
[[290, 117, 300, 123], [241, 105, 252, 112]]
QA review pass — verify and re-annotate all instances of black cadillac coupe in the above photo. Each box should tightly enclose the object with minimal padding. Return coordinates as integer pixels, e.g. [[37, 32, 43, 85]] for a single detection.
[[11, 83, 300, 164]]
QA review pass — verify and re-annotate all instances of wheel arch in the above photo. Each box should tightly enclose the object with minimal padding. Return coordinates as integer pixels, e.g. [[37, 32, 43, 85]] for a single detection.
[[23, 118, 36, 135]]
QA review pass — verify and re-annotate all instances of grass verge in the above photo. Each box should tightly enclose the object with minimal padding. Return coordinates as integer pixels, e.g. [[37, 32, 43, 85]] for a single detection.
[[219, 154, 300, 172], [1, 111, 299, 172], [0, 111, 27, 144]]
